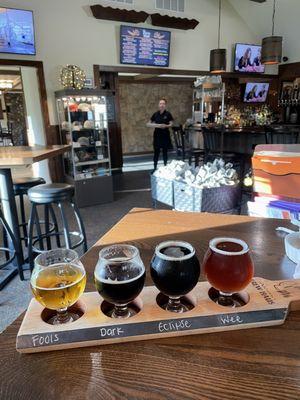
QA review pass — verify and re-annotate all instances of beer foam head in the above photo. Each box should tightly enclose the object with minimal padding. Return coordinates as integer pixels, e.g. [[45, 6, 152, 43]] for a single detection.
[[94, 261, 145, 284], [155, 241, 195, 262], [209, 237, 249, 256], [99, 244, 139, 262]]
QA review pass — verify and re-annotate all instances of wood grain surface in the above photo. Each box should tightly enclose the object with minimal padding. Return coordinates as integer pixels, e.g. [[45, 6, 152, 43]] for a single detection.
[[1, 209, 300, 400], [0, 145, 70, 167]]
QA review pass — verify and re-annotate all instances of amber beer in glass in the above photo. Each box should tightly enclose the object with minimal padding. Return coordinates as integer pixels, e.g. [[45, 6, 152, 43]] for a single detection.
[[31, 249, 86, 324], [203, 237, 254, 307]]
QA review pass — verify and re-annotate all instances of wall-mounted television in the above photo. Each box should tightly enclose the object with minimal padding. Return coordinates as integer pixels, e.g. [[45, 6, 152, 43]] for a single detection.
[[244, 82, 270, 103], [120, 25, 171, 67], [0, 7, 35, 55], [234, 43, 264, 73]]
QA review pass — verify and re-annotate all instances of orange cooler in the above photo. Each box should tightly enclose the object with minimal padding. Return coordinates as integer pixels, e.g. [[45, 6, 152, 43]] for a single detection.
[[252, 144, 300, 201]]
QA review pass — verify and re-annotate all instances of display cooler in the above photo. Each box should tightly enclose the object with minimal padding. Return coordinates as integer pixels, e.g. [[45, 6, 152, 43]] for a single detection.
[[55, 89, 113, 207]]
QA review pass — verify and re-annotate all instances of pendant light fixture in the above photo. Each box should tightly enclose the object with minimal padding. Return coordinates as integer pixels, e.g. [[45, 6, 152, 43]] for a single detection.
[[261, 0, 282, 65], [210, 0, 226, 73]]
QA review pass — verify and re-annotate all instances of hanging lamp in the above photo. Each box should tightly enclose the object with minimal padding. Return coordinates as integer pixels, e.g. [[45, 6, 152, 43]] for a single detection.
[[261, 0, 282, 65], [210, 0, 226, 73]]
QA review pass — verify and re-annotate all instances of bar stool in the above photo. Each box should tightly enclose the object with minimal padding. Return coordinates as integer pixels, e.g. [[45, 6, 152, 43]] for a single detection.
[[27, 183, 87, 269], [13, 177, 46, 245], [0, 207, 23, 285], [14, 177, 60, 249]]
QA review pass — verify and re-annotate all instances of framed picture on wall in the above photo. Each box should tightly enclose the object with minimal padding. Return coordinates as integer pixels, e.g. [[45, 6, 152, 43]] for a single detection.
[[281, 81, 294, 101]]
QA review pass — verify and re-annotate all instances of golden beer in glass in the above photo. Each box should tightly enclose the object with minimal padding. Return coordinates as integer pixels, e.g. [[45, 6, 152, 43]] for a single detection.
[[30, 249, 86, 324]]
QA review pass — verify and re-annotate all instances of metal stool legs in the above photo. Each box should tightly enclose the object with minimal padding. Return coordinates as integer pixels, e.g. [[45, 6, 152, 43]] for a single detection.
[[28, 200, 87, 270], [57, 202, 72, 249], [19, 193, 28, 246], [28, 204, 37, 271], [71, 202, 87, 253], [44, 205, 52, 250], [0, 208, 24, 281], [48, 205, 61, 248]]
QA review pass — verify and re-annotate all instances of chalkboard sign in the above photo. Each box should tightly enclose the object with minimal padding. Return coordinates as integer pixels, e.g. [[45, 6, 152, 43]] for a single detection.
[[16, 308, 287, 351], [120, 25, 171, 67]]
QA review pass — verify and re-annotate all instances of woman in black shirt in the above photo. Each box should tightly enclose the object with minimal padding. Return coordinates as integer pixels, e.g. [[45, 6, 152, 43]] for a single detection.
[[147, 98, 174, 171]]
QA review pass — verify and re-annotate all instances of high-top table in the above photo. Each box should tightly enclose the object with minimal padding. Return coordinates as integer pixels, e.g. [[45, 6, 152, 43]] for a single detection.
[[1, 209, 300, 399], [0, 145, 70, 286]]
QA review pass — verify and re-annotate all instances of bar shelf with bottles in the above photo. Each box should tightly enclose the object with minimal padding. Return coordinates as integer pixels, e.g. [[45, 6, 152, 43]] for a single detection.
[[55, 89, 113, 207], [192, 76, 225, 124], [279, 79, 300, 124]]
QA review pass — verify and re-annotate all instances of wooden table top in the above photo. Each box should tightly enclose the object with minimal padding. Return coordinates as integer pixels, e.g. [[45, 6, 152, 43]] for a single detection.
[[0, 145, 70, 167], [1, 209, 300, 400]]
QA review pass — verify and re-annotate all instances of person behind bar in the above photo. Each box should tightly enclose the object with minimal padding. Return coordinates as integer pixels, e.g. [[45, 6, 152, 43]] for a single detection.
[[147, 98, 174, 171], [238, 47, 252, 70]]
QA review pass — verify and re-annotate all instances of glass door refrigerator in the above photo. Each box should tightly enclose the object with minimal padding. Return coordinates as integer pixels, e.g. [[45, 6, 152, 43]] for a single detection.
[[55, 89, 114, 207]]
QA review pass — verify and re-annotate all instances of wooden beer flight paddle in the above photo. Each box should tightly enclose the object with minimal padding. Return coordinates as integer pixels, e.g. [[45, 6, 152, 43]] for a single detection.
[[16, 277, 300, 353]]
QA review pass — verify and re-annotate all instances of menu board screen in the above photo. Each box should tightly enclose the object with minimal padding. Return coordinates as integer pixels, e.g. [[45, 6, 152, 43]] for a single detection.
[[120, 25, 171, 67]]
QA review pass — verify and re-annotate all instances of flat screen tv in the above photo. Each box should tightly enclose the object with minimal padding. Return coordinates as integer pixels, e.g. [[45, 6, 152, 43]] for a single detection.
[[0, 7, 35, 55], [234, 43, 265, 73], [244, 82, 270, 103], [120, 25, 171, 67]]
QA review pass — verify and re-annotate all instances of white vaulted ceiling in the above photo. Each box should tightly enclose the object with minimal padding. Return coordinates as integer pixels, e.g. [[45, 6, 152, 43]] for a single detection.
[[228, 0, 300, 63]]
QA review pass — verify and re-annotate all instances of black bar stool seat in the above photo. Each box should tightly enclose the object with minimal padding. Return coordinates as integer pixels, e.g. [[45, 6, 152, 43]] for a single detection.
[[13, 177, 46, 195], [28, 183, 74, 204]]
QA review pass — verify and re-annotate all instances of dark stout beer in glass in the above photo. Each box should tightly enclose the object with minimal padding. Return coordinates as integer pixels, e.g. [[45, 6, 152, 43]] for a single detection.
[[151, 241, 200, 313], [203, 237, 254, 307], [94, 244, 145, 318]]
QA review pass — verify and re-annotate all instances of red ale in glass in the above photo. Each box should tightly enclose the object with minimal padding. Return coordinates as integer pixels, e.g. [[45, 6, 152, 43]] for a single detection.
[[203, 237, 254, 294]]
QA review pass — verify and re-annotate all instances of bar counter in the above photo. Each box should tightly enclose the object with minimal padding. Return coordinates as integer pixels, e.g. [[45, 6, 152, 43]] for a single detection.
[[197, 124, 300, 154]]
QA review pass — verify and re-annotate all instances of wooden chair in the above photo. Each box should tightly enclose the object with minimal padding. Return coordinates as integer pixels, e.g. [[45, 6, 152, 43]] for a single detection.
[[201, 125, 246, 181], [172, 125, 204, 167], [265, 125, 299, 144]]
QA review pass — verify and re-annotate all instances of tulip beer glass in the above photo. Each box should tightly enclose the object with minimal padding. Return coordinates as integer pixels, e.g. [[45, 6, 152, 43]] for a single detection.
[[31, 249, 86, 324], [151, 241, 200, 313], [203, 237, 254, 307], [94, 244, 146, 318]]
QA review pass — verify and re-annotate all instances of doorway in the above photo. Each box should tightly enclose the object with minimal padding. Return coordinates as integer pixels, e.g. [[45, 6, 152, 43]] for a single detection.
[[0, 67, 27, 146], [0, 61, 51, 182], [118, 73, 194, 172]]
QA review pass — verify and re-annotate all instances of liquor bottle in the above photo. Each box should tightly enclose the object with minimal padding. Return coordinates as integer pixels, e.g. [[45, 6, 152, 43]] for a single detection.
[[290, 105, 298, 124]]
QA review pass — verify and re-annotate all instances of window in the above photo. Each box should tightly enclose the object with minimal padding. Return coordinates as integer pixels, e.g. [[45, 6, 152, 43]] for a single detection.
[[155, 0, 184, 12]]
